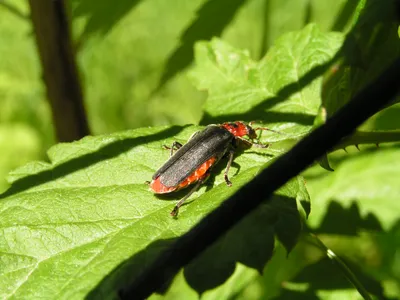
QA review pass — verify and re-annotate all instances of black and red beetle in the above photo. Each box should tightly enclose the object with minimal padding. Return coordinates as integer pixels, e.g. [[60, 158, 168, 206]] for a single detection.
[[150, 121, 276, 216]]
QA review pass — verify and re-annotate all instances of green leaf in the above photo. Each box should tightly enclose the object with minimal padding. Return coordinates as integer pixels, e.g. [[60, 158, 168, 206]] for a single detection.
[[72, 1, 208, 132], [321, 0, 400, 117], [190, 24, 344, 138], [305, 146, 400, 231], [275, 256, 385, 299], [158, 0, 247, 88], [362, 103, 400, 131], [149, 263, 259, 300], [374, 223, 400, 297], [329, 0, 364, 32], [316, 154, 334, 172], [183, 178, 309, 295], [0, 124, 307, 298], [72, 0, 143, 37], [222, 0, 352, 60]]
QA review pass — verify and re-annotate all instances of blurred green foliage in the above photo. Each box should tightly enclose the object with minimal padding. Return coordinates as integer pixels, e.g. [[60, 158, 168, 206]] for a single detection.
[[0, 0, 350, 189], [0, 0, 400, 299], [0, 0, 53, 192]]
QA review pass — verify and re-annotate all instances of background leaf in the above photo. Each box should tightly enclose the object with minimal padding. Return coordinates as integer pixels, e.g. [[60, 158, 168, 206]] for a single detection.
[[158, 0, 248, 88], [322, 0, 400, 117], [72, 0, 144, 37], [300, 145, 400, 298], [306, 146, 400, 231], [190, 25, 344, 138], [182, 178, 309, 295]]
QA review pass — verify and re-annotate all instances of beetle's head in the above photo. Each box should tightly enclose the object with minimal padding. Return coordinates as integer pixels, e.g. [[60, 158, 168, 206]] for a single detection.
[[245, 124, 258, 139]]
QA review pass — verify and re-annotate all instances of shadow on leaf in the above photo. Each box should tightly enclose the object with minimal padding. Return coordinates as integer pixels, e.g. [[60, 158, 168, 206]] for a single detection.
[[157, 0, 248, 90], [274, 256, 386, 299], [199, 49, 342, 125], [0, 126, 185, 200], [322, 0, 400, 117], [72, 0, 144, 38], [312, 200, 383, 235], [86, 238, 177, 299], [199, 0, 400, 127], [330, 0, 361, 31], [87, 195, 303, 298]]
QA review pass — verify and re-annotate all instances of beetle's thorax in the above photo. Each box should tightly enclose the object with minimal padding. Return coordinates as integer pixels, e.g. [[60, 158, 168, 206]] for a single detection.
[[220, 121, 257, 139]]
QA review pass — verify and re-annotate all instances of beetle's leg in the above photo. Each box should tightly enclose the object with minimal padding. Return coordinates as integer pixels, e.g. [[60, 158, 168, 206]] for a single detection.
[[170, 178, 205, 217], [236, 137, 252, 147], [224, 149, 235, 187], [163, 141, 183, 157], [170, 141, 183, 156], [250, 141, 270, 148]]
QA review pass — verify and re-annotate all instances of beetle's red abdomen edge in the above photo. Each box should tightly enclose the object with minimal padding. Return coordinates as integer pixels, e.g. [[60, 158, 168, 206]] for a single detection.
[[149, 177, 176, 194], [150, 157, 217, 194]]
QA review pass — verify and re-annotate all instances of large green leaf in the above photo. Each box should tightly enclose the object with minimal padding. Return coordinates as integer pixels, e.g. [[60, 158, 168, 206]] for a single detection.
[[0, 23, 351, 298], [321, 0, 400, 117], [306, 146, 400, 231], [301, 145, 400, 299], [190, 24, 344, 138], [159, 0, 352, 89], [0, 122, 308, 298]]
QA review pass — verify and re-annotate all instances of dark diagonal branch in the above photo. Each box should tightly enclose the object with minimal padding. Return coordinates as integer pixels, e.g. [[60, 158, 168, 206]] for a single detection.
[[121, 57, 400, 299], [28, 0, 90, 142]]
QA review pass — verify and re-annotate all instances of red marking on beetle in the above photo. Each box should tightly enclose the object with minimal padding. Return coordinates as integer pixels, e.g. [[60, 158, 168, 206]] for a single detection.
[[178, 156, 216, 189], [221, 121, 248, 137], [221, 121, 259, 139], [150, 177, 176, 194], [150, 157, 216, 194]]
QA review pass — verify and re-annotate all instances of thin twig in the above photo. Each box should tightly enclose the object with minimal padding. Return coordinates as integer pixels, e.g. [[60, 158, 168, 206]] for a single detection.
[[120, 58, 400, 299], [306, 233, 372, 300]]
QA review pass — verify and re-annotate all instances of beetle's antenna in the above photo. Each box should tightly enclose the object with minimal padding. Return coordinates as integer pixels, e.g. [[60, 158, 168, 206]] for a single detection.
[[254, 127, 282, 134], [249, 121, 283, 135]]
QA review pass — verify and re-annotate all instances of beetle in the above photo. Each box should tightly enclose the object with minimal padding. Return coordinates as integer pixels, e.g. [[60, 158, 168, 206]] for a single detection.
[[149, 121, 276, 216]]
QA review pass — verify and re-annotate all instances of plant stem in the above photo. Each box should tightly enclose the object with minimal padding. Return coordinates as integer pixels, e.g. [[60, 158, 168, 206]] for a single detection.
[[306, 233, 372, 300], [334, 130, 400, 150], [28, 0, 90, 142]]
